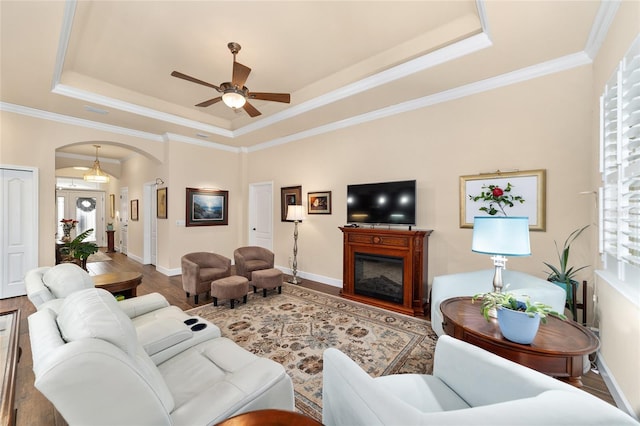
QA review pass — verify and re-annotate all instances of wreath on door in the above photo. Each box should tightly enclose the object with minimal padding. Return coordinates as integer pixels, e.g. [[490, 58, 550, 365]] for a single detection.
[[76, 197, 96, 212]]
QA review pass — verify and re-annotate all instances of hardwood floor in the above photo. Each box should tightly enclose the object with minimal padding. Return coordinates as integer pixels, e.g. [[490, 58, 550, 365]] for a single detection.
[[0, 251, 615, 425]]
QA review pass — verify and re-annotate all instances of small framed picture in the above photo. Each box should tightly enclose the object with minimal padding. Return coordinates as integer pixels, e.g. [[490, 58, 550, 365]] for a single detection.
[[157, 187, 168, 219], [131, 199, 139, 221], [109, 193, 115, 219], [308, 191, 332, 214], [186, 188, 229, 226], [281, 185, 302, 221]]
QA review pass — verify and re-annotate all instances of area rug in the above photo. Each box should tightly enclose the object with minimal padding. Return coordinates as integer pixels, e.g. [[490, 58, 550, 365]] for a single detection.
[[87, 251, 111, 263], [187, 283, 437, 421]]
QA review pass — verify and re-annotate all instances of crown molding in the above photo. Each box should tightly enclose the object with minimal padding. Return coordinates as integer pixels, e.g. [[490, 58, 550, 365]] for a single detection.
[[248, 51, 592, 152], [51, 84, 234, 138], [584, 0, 621, 59], [0, 102, 164, 142], [164, 133, 241, 153]]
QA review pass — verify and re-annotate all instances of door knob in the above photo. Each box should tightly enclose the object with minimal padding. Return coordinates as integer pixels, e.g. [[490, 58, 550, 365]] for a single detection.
[[252, 228, 257, 231]]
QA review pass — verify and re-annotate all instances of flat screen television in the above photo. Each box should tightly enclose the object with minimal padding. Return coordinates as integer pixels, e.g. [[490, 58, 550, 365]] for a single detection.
[[347, 180, 416, 225]]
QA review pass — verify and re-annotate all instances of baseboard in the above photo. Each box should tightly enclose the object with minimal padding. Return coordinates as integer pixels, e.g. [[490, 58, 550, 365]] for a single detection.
[[596, 353, 639, 420], [154, 263, 342, 284], [275, 265, 342, 288], [158, 266, 181, 276]]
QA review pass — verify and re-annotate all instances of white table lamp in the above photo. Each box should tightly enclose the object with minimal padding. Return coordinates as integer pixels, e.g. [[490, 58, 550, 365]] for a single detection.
[[472, 216, 531, 292]]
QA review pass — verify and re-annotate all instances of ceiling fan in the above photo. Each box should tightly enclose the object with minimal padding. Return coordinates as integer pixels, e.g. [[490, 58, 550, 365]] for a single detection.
[[171, 42, 290, 117]]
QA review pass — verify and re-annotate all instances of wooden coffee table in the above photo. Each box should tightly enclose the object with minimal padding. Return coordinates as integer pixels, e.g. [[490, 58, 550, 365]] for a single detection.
[[93, 271, 142, 299], [216, 409, 322, 426], [440, 296, 599, 387]]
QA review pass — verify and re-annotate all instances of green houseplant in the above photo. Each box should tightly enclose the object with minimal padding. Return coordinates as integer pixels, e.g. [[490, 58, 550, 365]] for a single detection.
[[543, 225, 589, 317], [59, 228, 99, 270], [473, 289, 566, 344]]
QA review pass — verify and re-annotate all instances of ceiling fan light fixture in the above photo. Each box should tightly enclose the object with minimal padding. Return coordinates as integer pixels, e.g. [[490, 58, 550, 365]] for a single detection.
[[84, 145, 110, 183], [222, 89, 246, 109]]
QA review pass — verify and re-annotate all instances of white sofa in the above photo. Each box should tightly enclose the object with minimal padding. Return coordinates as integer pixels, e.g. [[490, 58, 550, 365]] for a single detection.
[[25, 263, 222, 364], [430, 269, 566, 336], [25, 263, 94, 312], [322, 335, 638, 425], [29, 288, 295, 425]]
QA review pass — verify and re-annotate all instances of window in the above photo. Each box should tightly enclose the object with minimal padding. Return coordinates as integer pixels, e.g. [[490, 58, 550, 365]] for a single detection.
[[600, 35, 640, 285]]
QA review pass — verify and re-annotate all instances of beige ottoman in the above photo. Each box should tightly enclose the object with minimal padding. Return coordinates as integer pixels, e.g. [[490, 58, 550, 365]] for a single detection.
[[211, 275, 249, 309], [251, 268, 283, 297]]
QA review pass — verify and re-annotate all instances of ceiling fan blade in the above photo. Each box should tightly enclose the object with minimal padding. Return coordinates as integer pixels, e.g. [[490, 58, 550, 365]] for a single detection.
[[232, 61, 251, 88], [195, 97, 223, 107], [249, 92, 291, 103], [243, 101, 261, 117], [171, 71, 220, 91]]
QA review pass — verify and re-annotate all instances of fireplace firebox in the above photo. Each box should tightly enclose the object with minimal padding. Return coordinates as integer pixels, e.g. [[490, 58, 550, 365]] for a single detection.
[[340, 227, 432, 316], [354, 253, 404, 304]]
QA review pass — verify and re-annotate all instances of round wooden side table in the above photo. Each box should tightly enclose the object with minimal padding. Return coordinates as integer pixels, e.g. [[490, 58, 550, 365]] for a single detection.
[[440, 296, 599, 387]]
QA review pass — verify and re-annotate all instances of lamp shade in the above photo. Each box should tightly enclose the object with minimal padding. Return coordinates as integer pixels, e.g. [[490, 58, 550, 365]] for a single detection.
[[287, 205, 305, 221], [472, 216, 531, 256]]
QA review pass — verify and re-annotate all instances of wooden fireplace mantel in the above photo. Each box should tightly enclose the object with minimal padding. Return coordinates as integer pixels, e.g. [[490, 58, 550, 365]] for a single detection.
[[340, 227, 432, 316]]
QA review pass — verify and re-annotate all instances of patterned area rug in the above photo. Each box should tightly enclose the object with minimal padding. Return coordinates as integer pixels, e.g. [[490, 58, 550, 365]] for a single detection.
[[187, 283, 437, 421]]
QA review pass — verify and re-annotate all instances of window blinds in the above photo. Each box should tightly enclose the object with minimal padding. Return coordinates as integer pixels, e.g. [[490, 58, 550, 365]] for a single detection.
[[600, 35, 640, 282]]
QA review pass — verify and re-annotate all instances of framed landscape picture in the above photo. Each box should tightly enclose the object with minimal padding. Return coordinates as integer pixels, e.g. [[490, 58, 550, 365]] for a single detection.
[[157, 187, 168, 219], [281, 185, 302, 221], [186, 187, 228, 226], [308, 191, 332, 214]]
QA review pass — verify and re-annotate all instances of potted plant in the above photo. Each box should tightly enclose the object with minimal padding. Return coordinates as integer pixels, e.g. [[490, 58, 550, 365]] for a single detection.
[[59, 228, 99, 270], [543, 225, 589, 318], [473, 289, 566, 344]]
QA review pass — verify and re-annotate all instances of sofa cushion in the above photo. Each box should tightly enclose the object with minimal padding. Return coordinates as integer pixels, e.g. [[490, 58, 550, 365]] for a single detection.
[[56, 288, 137, 357], [42, 263, 94, 298]]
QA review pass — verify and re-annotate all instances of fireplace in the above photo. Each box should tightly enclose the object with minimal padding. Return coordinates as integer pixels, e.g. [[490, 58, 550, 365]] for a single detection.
[[354, 253, 404, 304], [340, 227, 432, 316]]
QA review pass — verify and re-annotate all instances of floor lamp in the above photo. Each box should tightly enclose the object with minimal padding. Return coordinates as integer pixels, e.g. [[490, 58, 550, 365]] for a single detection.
[[472, 216, 531, 293], [287, 205, 305, 284]]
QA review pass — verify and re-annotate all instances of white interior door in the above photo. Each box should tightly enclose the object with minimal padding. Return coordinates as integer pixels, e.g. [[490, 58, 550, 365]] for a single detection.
[[0, 167, 37, 299], [120, 187, 128, 255], [249, 182, 273, 250]]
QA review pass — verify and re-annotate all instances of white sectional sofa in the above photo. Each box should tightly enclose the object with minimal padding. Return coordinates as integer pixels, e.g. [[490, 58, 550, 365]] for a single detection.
[[24, 263, 222, 364], [430, 269, 566, 336], [322, 335, 639, 425], [28, 288, 295, 425]]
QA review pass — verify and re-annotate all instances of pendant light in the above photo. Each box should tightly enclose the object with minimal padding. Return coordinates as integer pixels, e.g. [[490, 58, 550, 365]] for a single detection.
[[84, 145, 110, 183]]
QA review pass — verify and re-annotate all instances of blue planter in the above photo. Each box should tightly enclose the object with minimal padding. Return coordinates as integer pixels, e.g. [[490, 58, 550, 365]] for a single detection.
[[497, 307, 541, 344]]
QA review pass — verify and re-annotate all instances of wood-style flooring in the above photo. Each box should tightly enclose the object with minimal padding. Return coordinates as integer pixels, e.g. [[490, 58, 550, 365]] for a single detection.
[[0, 251, 615, 425]]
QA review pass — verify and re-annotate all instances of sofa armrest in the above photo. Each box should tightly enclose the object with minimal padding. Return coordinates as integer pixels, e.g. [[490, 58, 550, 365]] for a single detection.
[[433, 335, 577, 406], [136, 317, 193, 356], [322, 348, 421, 426], [25, 267, 54, 309], [117, 293, 170, 319]]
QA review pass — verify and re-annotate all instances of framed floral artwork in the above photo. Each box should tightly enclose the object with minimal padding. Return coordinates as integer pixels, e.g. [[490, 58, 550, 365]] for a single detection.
[[460, 169, 546, 231], [308, 191, 331, 214]]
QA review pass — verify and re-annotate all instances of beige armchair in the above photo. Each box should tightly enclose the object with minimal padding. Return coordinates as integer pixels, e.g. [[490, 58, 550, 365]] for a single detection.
[[181, 252, 231, 303], [233, 246, 274, 281]]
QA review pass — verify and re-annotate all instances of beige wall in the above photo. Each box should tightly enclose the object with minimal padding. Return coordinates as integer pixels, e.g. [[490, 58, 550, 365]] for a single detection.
[[247, 66, 594, 287], [591, 0, 640, 417], [0, 112, 164, 263]]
